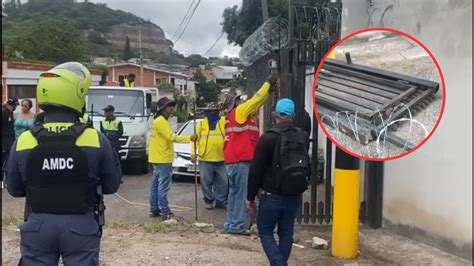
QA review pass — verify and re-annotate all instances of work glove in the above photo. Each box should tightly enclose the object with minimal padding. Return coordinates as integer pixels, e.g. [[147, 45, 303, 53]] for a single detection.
[[191, 154, 197, 164], [267, 73, 278, 92]]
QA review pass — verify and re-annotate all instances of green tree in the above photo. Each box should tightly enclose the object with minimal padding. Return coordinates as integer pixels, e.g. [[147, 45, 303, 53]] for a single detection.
[[221, 0, 292, 46], [156, 82, 176, 91], [185, 54, 208, 67], [227, 75, 246, 90], [12, 19, 86, 62], [88, 30, 108, 45], [194, 70, 221, 106], [123, 36, 132, 60]]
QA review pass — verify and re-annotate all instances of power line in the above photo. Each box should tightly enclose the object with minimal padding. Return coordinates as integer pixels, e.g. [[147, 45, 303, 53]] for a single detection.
[[204, 31, 225, 57], [171, 0, 196, 40], [173, 0, 201, 44]]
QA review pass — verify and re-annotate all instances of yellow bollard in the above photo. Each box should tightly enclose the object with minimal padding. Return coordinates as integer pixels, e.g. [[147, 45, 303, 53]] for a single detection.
[[327, 49, 337, 59], [331, 148, 360, 259]]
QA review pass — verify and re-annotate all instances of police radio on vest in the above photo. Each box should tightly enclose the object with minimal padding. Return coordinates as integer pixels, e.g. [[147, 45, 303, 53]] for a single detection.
[[42, 158, 74, 170]]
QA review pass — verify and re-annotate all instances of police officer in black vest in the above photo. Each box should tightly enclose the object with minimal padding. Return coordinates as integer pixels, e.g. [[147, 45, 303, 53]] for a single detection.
[[2, 98, 18, 180], [6, 62, 122, 265]]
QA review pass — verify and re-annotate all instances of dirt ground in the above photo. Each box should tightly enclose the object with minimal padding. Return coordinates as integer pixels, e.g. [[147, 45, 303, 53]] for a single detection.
[[2, 173, 470, 265], [320, 31, 443, 158]]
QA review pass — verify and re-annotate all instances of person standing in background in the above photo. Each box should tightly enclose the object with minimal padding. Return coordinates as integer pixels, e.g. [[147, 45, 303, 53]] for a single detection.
[[120, 73, 136, 87], [191, 102, 228, 210], [100, 105, 123, 156], [148, 97, 197, 219], [14, 99, 36, 139], [222, 74, 277, 235], [2, 98, 19, 176]]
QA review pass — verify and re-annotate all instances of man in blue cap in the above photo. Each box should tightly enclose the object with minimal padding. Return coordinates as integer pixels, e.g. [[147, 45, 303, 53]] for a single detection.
[[247, 98, 310, 265]]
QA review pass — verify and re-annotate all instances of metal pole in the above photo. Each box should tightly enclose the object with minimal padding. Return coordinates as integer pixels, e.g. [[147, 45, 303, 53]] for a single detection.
[[332, 148, 360, 258], [139, 22, 144, 86], [261, 0, 269, 21], [367, 161, 384, 228], [258, 0, 269, 134], [288, 0, 294, 47], [192, 97, 198, 221]]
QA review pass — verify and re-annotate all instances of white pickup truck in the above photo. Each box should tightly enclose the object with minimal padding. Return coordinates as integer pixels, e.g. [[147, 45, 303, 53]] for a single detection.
[[86, 86, 162, 174]]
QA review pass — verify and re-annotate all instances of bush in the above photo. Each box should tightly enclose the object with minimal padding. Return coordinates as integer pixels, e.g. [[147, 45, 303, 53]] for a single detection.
[[174, 111, 188, 123]]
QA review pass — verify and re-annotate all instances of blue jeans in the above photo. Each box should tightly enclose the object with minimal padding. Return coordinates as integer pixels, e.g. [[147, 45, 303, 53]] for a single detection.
[[149, 163, 173, 215], [224, 162, 250, 233], [199, 161, 228, 205], [257, 194, 299, 266]]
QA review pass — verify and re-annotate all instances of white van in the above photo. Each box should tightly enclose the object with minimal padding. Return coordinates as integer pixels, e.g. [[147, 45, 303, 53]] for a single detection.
[[86, 86, 160, 174]]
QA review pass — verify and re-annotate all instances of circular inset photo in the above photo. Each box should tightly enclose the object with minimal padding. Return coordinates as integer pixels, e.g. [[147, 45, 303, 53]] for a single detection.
[[313, 28, 445, 161]]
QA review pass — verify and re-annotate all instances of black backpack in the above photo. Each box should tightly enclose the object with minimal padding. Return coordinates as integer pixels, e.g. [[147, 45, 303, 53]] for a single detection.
[[268, 125, 310, 195]]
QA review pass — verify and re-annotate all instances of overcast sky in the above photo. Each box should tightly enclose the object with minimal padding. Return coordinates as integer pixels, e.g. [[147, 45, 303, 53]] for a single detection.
[[90, 0, 242, 58]]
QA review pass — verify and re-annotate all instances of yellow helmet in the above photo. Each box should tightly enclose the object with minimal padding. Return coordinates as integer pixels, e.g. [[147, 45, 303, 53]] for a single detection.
[[37, 62, 91, 115]]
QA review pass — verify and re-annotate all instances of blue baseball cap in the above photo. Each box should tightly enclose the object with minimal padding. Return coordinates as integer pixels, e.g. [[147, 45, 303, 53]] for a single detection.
[[275, 98, 295, 119]]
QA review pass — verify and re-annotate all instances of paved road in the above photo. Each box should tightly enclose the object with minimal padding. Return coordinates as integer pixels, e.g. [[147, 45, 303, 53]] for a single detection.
[[2, 172, 228, 226]]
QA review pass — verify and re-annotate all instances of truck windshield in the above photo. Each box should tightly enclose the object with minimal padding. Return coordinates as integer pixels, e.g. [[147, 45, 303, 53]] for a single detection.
[[87, 89, 145, 117]]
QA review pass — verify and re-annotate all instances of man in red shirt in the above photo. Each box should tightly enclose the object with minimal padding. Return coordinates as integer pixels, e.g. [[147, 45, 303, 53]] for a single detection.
[[222, 75, 276, 235]]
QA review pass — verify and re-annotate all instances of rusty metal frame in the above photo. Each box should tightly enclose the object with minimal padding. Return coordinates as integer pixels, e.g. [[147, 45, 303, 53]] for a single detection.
[[315, 59, 439, 150]]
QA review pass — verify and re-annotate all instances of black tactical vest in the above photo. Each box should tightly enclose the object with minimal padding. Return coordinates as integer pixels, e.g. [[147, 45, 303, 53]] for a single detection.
[[26, 124, 97, 214]]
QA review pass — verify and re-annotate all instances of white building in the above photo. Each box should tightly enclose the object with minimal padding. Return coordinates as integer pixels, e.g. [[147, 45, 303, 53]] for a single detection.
[[199, 65, 243, 85], [335, 0, 471, 260]]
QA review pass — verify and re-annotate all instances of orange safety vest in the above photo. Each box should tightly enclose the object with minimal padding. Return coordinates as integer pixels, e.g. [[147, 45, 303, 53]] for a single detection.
[[224, 108, 259, 164]]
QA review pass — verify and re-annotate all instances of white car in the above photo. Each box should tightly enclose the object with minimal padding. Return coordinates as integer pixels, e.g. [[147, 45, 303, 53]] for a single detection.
[[173, 119, 202, 178]]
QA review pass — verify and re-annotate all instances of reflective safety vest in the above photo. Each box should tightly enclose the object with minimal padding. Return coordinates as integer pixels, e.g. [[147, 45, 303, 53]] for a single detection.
[[193, 117, 226, 162], [20, 123, 99, 214], [79, 113, 88, 123], [100, 118, 121, 132], [79, 113, 91, 126], [224, 108, 259, 163], [124, 79, 135, 88]]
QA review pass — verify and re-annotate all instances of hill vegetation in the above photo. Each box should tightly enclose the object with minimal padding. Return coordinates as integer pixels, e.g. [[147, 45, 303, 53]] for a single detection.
[[1, 0, 220, 66]]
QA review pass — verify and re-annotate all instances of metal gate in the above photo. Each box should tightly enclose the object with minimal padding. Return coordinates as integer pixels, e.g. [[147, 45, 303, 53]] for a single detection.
[[243, 0, 384, 227]]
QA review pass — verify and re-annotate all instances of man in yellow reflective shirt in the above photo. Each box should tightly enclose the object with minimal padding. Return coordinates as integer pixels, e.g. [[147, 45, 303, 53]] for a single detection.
[[148, 97, 197, 219]]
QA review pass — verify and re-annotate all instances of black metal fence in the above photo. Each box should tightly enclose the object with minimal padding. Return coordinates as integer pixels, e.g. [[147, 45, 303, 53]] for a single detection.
[[243, 0, 383, 227]]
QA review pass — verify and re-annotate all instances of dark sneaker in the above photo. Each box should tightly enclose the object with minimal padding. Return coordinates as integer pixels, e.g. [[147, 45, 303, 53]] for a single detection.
[[162, 213, 175, 220], [225, 230, 251, 236], [214, 203, 227, 209], [205, 202, 214, 210], [149, 211, 161, 218]]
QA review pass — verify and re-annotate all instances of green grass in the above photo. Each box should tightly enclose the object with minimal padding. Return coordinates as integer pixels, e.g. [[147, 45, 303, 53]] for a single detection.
[[106, 219, 176, 234], [2, 216, 23, 226]]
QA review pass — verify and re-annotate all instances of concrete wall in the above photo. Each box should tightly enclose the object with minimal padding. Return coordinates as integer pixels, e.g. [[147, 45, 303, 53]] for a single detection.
[[341, 0, 472, 259]]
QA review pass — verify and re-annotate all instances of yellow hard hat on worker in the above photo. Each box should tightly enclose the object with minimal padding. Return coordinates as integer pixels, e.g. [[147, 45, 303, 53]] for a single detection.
[[36, 62, 91, 115]]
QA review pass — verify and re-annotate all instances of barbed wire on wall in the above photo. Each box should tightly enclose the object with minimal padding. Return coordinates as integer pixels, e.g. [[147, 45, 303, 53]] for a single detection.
[[239, 17, 289, 67], [320, 102, 430, 158]]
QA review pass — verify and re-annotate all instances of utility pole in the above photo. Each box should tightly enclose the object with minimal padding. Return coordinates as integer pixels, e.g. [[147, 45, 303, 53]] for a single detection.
[[288, 0, 294, 47], [139, 22, 144, 86], [261, 0, 269, 21], [258, 0, 269, 135]]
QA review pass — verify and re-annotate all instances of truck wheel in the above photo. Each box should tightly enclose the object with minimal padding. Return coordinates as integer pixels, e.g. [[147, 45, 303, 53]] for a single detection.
[[130, 159, 149, 175], [139, 159, 149, 174]]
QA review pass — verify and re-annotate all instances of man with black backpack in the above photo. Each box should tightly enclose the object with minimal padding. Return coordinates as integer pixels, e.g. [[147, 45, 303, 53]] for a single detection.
[[247, 98, 310, 266]]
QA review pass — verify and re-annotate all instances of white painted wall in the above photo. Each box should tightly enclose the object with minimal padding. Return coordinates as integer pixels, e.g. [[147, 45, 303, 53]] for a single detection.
[[212, 66, 240, 80], [341, 0, 472, 258]]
